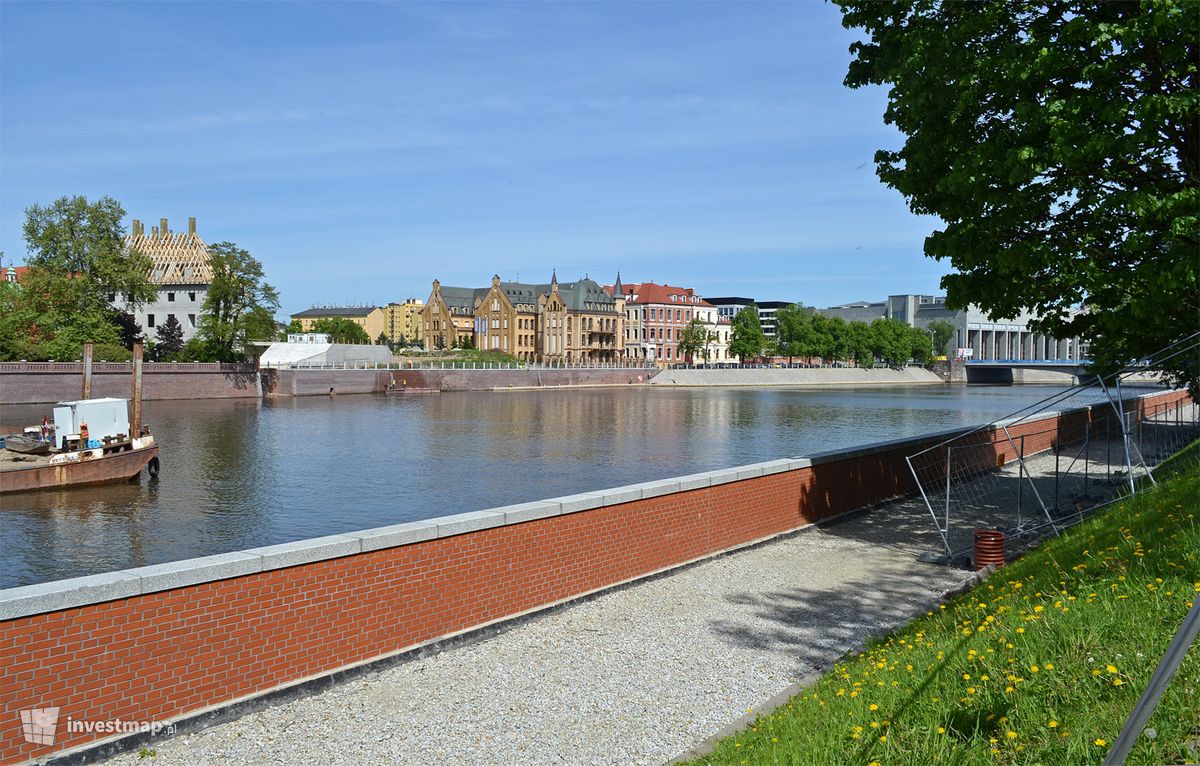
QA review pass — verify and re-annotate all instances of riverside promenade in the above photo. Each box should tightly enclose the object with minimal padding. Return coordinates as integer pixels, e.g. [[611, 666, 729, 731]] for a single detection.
[[100, 497, 968, 766]]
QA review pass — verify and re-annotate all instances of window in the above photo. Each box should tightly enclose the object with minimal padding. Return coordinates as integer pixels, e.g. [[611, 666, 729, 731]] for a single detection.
[[492, 298, 499, 311], [188, 314, 196, 328], [167, 313, 175, 323], [167, 292, 175, 302], [147, 314, 156, 328], [188, 292, 196, 301], [676, 309, 681, 321]]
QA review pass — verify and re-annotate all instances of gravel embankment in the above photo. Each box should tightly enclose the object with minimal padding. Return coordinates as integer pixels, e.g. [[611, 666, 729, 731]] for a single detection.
[[102, 500, 969, 766]]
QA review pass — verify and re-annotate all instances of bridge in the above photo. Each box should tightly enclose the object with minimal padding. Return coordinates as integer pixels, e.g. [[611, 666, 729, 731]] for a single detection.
[[963, 358, 1093, 384]]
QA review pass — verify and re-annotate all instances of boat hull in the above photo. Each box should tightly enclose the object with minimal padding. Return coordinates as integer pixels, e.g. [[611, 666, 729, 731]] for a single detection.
[[0, 444, 159, 494]]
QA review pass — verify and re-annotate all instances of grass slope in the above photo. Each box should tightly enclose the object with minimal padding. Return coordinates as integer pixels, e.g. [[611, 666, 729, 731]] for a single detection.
[[691, 454, 1200, 765]]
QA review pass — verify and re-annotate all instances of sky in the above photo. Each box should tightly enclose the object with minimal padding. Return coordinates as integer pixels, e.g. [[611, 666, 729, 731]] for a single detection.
[[0, 0, 949, 317]]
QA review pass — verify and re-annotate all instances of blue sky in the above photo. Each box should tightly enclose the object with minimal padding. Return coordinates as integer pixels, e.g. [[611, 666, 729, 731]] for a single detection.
[[0, 1, 948, 317]]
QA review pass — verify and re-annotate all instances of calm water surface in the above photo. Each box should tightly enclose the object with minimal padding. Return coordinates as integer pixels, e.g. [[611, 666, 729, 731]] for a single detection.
[[0, 385, 1133, 587]]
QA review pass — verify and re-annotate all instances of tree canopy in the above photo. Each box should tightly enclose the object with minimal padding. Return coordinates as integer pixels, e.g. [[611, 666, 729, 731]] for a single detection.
[[306, 317, 370, 344], [774, 304, 820, 362], [677, 318, 712, 363], [154, 315, 185, 361], [197, 242, 280, 362], [728, 305, 767, 362], [927, 319, 956, 358], [837, 0, 1199, 389], [0, 196, 155, 360]]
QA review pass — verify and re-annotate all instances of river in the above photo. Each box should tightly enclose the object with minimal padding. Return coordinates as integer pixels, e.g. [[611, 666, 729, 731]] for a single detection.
[[0, 384, 1149, 587]]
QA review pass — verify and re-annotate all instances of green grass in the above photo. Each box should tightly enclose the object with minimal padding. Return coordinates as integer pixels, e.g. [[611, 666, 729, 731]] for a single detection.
[[691, 456, 1200, 766]]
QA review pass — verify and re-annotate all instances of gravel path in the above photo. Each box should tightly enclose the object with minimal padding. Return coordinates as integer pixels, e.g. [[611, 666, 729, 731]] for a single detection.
[[102, 501, 969, 766]]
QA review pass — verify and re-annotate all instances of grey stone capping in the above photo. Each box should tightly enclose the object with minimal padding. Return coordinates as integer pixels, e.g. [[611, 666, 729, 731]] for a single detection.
[[0, 572, 141, 621], [550, 492, 606, 515], [601, 485, 643, 506], [436, 510, 507, 538], [736, 464, 766, 481], [245, 535, 362, 572], [498, 501, 561, 525], [350, 521, 439, 552], [757, 459, 794, 476], [676, 472, 713, 492], [3, 388, 1181, 620], [132, 552, 263, 595], [637, 478, 681, 499], [706, 467, 743, 486]]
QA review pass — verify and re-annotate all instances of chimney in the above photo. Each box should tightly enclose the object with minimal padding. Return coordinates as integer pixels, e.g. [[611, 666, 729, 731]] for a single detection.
[[151, 226, 158, 236], [188, 217, 196, 235], [160, 218, 169, 236], [132, 219, 142, 237]]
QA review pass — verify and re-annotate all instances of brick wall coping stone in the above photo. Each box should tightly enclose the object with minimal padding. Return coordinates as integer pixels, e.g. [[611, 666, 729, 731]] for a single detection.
[[0, 389, 1175, 621]]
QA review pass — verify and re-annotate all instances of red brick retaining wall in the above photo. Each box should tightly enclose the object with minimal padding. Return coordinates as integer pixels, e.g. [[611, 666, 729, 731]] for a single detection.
[[1, 366, 260, 405], [0, 388, 1190, 765]]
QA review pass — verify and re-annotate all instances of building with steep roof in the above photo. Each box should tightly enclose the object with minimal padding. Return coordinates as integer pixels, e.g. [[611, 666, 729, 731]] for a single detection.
[[421, 272, 626, 362], [115, 217, 213, 342]]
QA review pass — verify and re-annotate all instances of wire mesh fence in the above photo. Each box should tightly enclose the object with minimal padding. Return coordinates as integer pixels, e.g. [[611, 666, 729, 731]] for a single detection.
[[906, 361, 1199, 563]]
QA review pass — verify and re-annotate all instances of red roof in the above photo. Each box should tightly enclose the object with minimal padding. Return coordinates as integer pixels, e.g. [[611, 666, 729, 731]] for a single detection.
[[2, 265, 29, 284], [602, 281, 713, 307]]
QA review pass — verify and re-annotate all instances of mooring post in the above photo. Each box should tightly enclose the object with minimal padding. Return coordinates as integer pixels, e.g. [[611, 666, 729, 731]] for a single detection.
[[82, 342, 94, 399], [130, 342, 144, 437]]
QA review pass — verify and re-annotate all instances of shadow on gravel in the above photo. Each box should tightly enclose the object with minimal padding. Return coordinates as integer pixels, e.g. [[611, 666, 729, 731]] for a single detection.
[[709, 563, 948, 671]]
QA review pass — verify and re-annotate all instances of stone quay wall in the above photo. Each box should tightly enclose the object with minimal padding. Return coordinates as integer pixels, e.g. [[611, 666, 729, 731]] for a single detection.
[[0, 388, 1190, 765], [262, 366, 661, 396], [0, 363, 261, 405]]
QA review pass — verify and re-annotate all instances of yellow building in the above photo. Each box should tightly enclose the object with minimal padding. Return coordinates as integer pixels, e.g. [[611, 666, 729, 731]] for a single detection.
[[290, 306, 386, 341], [422, 272, 626, 362], [383, 299, 424, 344]]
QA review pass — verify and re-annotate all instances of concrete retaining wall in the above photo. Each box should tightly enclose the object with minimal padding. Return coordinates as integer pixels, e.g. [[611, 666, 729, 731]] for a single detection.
[[1, 366, 261, 405], [651, 366, 945, 387], [263, 367, 661, 396], [0, 388, 1190, 765]]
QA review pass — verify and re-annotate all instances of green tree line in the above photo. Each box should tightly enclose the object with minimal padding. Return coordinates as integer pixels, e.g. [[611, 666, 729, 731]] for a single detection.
[[725, 304, 939, 368]]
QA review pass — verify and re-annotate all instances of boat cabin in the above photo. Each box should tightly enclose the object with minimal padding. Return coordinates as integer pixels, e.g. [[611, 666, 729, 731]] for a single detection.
[[52, 397, 130, 450]]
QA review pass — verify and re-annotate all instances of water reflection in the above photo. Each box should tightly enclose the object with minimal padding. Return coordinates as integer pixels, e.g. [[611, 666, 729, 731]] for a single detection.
[[0, 385, 1152, 587]]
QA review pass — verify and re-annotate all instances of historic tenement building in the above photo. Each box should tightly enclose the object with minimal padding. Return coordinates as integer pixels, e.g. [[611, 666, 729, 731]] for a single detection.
[[422, 272, 626, 363], [607, 281, 723, 365], [116, 217, 212, 342]]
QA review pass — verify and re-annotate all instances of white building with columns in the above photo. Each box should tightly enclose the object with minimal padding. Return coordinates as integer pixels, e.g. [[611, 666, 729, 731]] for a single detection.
[[818, 295, 1086, 361]]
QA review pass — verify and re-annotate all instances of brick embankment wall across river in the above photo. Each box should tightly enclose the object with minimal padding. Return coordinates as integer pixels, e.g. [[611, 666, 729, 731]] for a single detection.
[[0, 388, 1190, 765], [0, 363, 261, 405]]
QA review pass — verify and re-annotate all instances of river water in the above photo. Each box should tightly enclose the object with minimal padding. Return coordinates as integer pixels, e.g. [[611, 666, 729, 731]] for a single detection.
[[0, 385, 1145, 587]]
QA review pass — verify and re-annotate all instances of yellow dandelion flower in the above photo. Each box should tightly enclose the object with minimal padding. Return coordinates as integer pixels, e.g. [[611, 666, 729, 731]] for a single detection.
[[1030, 664, 1040, 673], [1095, 738, 1107, 747], [1106, 664, 1118, 674], [1048, 720, 1058, 728], [937, 726, 946, 734], [1113, 679, 1125, 686], [869, 703, 878, 711], [1007, 731, 1018, 740]]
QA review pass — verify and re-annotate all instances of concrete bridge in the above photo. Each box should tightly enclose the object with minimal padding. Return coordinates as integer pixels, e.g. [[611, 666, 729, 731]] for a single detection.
[[964, 358, 1092, 384]]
